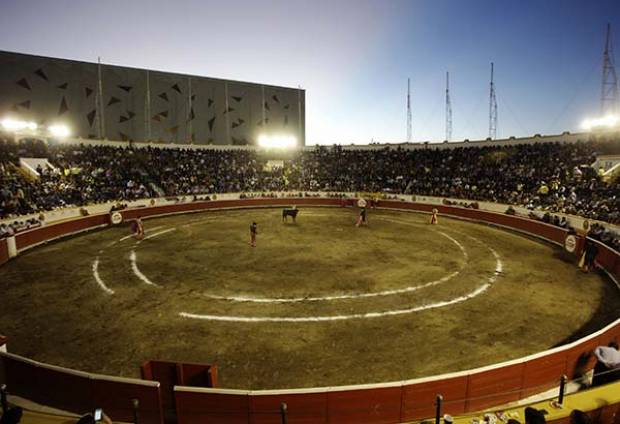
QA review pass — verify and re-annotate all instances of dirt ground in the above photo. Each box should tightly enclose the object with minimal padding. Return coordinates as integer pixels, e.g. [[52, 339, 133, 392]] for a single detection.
[[0, 207, 618, 390]]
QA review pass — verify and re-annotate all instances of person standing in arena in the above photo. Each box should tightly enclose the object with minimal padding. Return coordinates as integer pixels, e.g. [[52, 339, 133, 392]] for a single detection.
[[132, 216, 145, 240], [356, 198, 367, 227], [430, 208, 439, 225], [249, 221, 258, 247]]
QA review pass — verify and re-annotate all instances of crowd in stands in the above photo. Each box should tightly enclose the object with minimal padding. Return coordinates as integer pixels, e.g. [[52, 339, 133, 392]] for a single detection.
[[1, 136, 619, 249]]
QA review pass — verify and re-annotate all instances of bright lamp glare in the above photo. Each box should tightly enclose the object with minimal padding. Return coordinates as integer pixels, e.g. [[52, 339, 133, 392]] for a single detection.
[[257, 134, 296, 148], [48, 124, 70, 137], [1, 118, 37, 132], [581, 115, 620, 131]]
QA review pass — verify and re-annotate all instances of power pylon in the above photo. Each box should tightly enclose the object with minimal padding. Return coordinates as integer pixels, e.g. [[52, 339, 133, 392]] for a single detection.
[[407, 78, 412, 142], [489, 62, 498, 140], [445, 72, 452, 142], [601, 23, 619, 116]]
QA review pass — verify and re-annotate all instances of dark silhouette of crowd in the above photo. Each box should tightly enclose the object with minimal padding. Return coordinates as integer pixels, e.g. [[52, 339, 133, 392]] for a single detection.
[[1, 137, 619, 248]]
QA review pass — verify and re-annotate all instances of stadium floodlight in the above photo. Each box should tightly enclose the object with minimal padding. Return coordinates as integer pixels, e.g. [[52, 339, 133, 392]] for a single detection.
[[581, 115, 620, 131], [1, 118, 37, 132], [257, 134, 297, 149], [48, 124, 71, 138]]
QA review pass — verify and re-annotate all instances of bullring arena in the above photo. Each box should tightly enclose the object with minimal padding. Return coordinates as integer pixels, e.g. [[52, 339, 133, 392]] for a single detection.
[[1, 20, 620, 422], [1, 201, 619, 389], [2, 193, 620, 423]]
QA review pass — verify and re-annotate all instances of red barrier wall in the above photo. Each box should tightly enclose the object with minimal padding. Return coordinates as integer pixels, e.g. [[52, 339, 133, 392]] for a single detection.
[[1, 197, 619, 423], [142, 361, 180, 417], [0, 352, 163, 424], [0, 238, 8, 266], [118, 198, 342, 222], [15, 213, 110, 251]]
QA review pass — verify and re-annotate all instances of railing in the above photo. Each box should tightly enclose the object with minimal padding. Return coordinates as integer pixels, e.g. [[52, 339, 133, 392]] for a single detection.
[[0, 196, 619, 424]]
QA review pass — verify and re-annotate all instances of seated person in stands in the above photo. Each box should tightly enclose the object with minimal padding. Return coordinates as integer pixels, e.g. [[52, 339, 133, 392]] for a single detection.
[[524, 407, 546, 424], [569, 410, 591, 424], [0, 224, 11, 239], [0, 406, 23, 424], [591, 341, 620, 387]]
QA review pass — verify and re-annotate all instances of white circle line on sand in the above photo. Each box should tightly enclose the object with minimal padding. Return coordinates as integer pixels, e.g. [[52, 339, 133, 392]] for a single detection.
[[129, 250, 161, 287], [119, 225, 165, 242], [179, 283, 491, 323], [202, 228, 468, 303], [92, 258, 114, 295], [136, 227, 176, 244], [180, 241, 503, 322]]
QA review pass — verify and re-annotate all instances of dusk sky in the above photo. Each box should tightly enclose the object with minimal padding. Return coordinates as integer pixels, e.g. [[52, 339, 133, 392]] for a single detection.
[[1, 0, 619, 144]]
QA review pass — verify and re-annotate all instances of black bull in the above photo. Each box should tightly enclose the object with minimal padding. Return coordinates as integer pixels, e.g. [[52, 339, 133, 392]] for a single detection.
[[282, 208, 299, 222]]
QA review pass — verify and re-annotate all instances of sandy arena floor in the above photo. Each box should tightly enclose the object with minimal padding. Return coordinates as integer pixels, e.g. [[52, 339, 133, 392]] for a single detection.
[[0, 207, 618, 389]]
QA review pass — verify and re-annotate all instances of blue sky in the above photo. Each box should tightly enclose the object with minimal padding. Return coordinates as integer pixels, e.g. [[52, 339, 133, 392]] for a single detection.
[[0, 0, 619, 144]]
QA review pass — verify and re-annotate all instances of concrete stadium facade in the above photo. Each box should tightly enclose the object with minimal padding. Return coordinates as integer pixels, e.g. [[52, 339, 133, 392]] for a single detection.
[[0, 50, 305, 146]]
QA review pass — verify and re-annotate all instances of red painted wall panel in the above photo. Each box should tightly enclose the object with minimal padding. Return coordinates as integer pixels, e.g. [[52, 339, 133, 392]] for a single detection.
[[596, 242, 620, 283], [465, 363, 525, 412], [565, 338, 601, 380], [175, 391, 250, 424], [598, 323, 620, 348], [521, 352, 568, 398], [3, 355, 93, 413], [0, 238, 8, 266], [401, 376, 468, 420], [326, 386, 403, 424], [91, 378, 163, 424], [249, 392, 327, 424], [15, 213, 109, 250], [141, 361, 179, 415]]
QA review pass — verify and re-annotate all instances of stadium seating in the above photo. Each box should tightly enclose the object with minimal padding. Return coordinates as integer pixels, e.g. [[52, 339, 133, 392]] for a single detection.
[[2, 136, 619, 251]]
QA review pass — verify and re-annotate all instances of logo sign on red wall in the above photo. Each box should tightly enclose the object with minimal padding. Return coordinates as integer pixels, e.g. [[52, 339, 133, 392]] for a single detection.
[[564, 234, 577, 253], [111, 212, 123, 225]]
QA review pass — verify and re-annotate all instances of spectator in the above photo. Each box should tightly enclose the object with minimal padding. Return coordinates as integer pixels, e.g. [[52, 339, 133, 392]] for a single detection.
[[1, 138, 619, 253], [569, 410, 592, 424], [591, 341, 620, 387], [524, 407, 546, 424], [0, 406, 23, 424]]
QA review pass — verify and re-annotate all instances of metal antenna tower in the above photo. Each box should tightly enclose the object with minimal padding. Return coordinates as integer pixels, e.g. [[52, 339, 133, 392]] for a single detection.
[[144, 70, 151, 141], [601, 23, 619, 116], [407, 78, 412, 142], [488, 62, 498, 139], [95, 57, 105, 139], [445, 72, 452, 141]]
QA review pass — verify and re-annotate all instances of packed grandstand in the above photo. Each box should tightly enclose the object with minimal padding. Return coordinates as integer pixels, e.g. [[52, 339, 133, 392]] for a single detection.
[[1, 134, 619, 252]]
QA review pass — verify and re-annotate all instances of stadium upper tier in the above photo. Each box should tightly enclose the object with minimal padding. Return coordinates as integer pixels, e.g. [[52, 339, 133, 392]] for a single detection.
[[1, 134, 619, 230]]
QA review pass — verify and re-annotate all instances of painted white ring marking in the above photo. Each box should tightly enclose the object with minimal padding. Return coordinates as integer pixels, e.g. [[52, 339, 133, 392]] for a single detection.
[[129, 250, 161, 287], [179, 283, 491, 322], [119, 225, 165, 242], [137, 227, 176, 243], [202, 229, 468, 303], [205, 270, 462, 303], [92, 258, 114, 295], [180, 241, 502, 322]]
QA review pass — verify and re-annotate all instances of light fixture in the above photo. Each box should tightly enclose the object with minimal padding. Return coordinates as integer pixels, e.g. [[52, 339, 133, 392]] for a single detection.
[[1, 118, 37, 132], [48, 124, 71, 137], [581, 115, 620, 131], [257, 134, 297, 148]]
